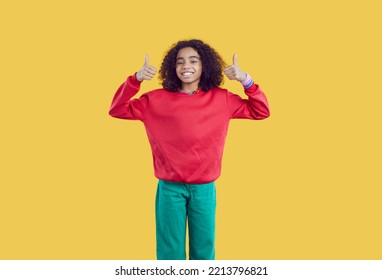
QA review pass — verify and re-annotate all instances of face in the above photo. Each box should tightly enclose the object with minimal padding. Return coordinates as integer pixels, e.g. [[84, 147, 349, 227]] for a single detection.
[[175, 47, 203, 89]]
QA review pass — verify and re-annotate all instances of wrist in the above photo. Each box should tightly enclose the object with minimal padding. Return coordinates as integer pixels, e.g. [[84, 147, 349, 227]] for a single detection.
[[238, 72, 246, 82], [135, 72, 143, 82]]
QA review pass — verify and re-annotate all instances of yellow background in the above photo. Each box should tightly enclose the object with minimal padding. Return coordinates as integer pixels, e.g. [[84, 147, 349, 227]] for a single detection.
[[1, 0, 381, 259]]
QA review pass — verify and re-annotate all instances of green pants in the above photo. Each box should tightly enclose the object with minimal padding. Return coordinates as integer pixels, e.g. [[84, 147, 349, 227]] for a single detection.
[[155, 180, 216, 260]]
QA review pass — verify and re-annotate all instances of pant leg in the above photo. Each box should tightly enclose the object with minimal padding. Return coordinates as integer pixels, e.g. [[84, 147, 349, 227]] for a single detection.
[[155, 180, 187, 260], [187, 181, 216, 260]]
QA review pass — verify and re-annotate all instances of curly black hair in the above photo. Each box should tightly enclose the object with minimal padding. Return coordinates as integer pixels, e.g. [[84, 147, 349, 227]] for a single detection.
[[159, 39, 226, 92]]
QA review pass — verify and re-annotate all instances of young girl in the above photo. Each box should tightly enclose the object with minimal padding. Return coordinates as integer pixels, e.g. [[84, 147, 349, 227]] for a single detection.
[[109, 39, 270, 260]]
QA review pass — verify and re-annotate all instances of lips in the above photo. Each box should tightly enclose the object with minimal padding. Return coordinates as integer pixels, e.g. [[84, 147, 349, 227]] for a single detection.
[[181, 72, 194, 77]]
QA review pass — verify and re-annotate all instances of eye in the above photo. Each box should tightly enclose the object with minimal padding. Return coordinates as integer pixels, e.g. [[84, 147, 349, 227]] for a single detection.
[[191, 60, 198, 64]]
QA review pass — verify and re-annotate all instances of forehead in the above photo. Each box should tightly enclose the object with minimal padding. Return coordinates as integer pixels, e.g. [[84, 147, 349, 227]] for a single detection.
[[176, 47, 200, 58]]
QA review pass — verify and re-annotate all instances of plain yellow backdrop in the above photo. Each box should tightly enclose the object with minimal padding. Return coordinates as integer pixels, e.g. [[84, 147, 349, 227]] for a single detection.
[[1, 0, 381, 259]]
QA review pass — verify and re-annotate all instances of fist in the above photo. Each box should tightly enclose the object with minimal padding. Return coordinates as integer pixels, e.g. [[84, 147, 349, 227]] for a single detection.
[[136, 55, 157, 82], [224, 53, 246, 82]]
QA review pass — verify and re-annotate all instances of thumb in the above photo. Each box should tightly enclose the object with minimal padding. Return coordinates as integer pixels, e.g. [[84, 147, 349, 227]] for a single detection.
[[144, 55, 149, 66], [232, 53, 238, 66]]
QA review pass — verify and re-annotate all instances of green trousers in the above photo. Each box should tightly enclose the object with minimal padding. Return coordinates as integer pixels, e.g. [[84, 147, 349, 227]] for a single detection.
[[155, 180, 216, 260]]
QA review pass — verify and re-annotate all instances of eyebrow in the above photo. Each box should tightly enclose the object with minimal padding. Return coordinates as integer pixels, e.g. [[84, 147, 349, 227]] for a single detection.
[[176, 55, 200, 60]]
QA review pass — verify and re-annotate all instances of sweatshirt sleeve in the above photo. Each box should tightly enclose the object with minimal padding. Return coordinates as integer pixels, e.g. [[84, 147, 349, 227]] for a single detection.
[[227, 83, 270, 120], [109, 74, 149, 121]]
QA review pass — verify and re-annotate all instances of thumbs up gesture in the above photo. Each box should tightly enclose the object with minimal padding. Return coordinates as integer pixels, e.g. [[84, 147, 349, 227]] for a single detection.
[[224, 53, 246, 82], [136, 55, 157, 82]]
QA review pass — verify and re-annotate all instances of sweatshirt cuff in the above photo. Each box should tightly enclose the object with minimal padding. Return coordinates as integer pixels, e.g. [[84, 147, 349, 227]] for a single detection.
[[241, 73, 254, 88], [130, 72, 143, 86]]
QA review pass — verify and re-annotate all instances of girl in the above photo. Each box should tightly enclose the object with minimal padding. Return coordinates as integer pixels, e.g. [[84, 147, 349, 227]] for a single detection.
[[109, 39, 270, 260]]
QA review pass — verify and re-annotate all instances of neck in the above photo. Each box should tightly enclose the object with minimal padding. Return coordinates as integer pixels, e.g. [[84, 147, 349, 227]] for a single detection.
[[180, 88, 197, 92], [181, 83, 199, 93], [181, 87, 198, 93]]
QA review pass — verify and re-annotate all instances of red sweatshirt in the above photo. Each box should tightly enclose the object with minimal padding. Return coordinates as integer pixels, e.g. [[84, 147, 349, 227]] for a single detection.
[[109, 74, 270, 184]]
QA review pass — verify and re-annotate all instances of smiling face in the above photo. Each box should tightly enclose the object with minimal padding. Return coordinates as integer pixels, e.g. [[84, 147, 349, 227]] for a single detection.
[[175, 47, 203, 91]]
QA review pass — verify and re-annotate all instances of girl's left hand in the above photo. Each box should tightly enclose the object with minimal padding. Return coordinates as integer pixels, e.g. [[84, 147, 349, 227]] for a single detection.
[[224, 53, 247, 82]]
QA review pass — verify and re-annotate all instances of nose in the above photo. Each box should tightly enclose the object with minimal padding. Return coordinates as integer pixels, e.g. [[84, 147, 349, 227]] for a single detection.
[[182, 61, 191, 69]]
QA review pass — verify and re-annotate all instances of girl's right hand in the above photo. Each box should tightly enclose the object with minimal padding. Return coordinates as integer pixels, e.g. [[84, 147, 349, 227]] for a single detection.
[[136, 55, 157, 82]]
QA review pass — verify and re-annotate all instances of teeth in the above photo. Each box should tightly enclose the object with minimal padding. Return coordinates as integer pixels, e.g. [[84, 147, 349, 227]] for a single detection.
[[182, 72, 193, 76]]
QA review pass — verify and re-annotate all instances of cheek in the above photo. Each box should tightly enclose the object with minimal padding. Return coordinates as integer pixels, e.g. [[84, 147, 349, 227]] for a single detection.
[[175, 69, 183, 79], [176, 65, 182, 73], [197, 67, 203, 76]]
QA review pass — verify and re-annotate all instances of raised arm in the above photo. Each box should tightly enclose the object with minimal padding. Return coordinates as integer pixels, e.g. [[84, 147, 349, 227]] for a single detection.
[[109, 55, 157, 120], [224, 53, 270, 120]]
